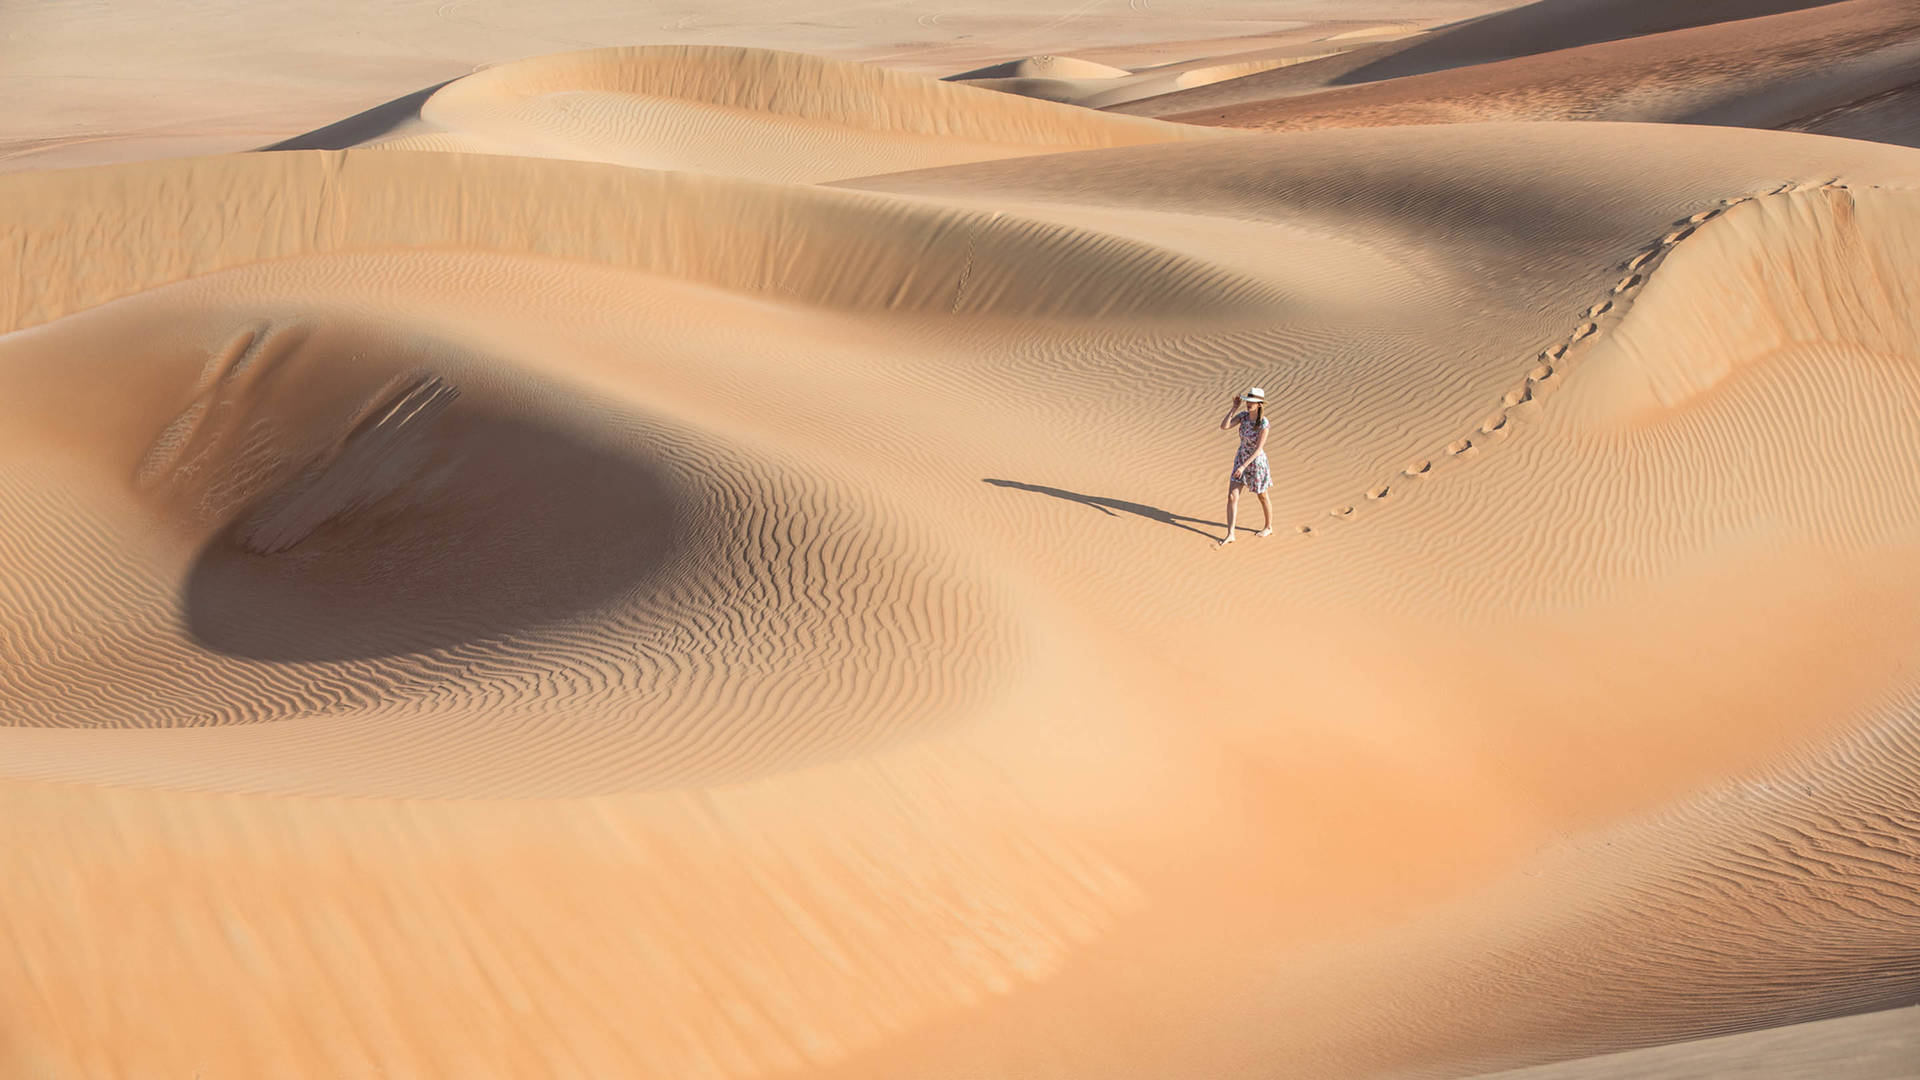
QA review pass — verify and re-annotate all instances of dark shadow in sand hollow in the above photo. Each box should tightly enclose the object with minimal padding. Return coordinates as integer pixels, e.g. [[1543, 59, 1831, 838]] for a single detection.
[[983, 478, 1223, 540], [259, 80, 453, 151], [185, 404, 679, 664]]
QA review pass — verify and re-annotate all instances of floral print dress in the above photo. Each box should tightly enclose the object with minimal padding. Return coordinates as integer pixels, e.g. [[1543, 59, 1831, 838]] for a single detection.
[[1231, 410, 1271, 493]]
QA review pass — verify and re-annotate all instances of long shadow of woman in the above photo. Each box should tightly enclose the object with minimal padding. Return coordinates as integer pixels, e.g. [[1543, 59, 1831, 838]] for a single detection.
[[982, 478, 1223, 541]]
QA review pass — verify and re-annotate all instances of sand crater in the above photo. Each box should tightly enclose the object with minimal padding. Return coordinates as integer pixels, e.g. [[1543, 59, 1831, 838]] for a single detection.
[[182, 381, 680, 665], [0, 279, 1015, 795]]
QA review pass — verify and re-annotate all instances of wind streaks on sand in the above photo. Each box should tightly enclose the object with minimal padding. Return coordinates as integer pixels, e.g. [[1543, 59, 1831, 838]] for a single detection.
[[2, 38, 1920, 1079], [273, 45, 1224, 182]]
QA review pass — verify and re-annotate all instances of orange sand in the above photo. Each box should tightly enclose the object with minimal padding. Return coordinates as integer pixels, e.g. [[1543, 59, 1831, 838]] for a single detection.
[[3, 5, 1919, 1078]]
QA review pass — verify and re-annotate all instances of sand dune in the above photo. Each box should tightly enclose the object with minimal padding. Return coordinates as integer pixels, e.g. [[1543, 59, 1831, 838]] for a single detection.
[[265, 46, 1219, 182], [0, 0, 1380, 172], [5, 5, 1920, 1078], [1114, 0, 1864, 116], [1119, 0, 1920, 149], [947, 47, 1351, 110], [6, 106, 1920, 1074], [1475, 1004, 1920, 1079]]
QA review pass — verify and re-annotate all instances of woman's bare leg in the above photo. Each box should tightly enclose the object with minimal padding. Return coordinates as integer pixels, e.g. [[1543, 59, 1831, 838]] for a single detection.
[[1221, 485, 1241, 545], [1255, 492, 1273, 537]]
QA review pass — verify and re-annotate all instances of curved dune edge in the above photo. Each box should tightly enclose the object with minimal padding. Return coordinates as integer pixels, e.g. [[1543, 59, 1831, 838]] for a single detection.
[[1140, 0, 1920, 139], [1571, 182, 1920, 421], [0, 150, 1283, 334], [1, 115, 1919, 1076], [947, 55, 1135, 81], [1472, 1003, 1920, 1078], [277, 45, 1225, 182], [1112, 0, 1875, 118], [431, 46, 1202, 145], [951, 50, 1344, 111], [1293, 180, 1920, 539], [0, 266, 1030, 796]]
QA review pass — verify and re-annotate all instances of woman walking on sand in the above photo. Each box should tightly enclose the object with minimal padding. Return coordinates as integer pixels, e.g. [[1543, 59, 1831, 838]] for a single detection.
[[1218, 387, 1273, 545]]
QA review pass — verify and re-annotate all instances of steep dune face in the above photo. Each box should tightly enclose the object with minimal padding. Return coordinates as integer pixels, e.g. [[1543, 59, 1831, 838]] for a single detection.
[[5, 113, 1920, 1078], [7, 3, 1920, 1072], [1214, 174, 1920, 1076], [269, 45, 1221, 181], [1570, 184, 1920, 424], [1124, 0, 1920, 148], [946, 48, 1345, 110], [1788, 82, 1920, 148], [1322, 0, 1857, 85], [1472, 1003, 1920, 1079], [0, 274, 1017, 795], [0, 151, 1275, 332], [1114, 0, 1860, 117]]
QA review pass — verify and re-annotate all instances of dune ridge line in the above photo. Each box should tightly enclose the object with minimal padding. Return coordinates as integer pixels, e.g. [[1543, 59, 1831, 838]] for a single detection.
[[1292, 177, 1912, 540]]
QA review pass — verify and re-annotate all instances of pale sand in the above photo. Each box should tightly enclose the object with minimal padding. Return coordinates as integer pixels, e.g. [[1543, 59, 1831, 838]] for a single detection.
[[1474, 1004, 1920, 1079], [0, 0, 1502, 172], [1124, 0, 1920, 146], [3, 6, 1920, 1079]]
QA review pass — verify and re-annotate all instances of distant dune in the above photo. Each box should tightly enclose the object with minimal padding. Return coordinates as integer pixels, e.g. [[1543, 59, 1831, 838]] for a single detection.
[[1124, 0, 1920, 148], [3, 5, 1919, 1079], [268, 46, 1222, 182]]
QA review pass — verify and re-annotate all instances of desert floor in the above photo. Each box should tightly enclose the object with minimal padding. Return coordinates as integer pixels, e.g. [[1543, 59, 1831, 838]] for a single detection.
[[3, 2, 1919, 1077]]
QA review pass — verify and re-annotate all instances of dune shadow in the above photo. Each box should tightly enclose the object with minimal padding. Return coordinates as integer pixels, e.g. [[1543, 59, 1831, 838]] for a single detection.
[[1329, 0, 1841, 87], [258, 80, 452, 151], [184, 403, 679, 663], [983, 478, 1222, 539]]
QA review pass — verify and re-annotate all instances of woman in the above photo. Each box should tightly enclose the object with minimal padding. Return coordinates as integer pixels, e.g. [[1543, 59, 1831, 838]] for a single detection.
[[1217, 386, 1273, 545]]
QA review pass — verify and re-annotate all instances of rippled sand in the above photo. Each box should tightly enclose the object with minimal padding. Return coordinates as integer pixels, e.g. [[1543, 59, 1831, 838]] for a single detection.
[[3, 5, 1919, 1078]]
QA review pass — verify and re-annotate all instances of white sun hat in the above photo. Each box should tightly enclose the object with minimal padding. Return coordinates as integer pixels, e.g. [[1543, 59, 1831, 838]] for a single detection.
[[1240, 386, 1267, 403]]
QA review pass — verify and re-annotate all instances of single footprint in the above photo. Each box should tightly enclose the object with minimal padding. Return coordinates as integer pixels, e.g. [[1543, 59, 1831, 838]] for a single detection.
[[1503, 385, 1532, 407], [1529, 362, 1554, 381], [1404, 460, 1432, 476], [1571, 322, 1597, 341], [1546, 343, 1568, 360], [1688, 208, 1721, 225], [1296, 524, 1313, 535], [1331, 506, 1354, 518], [1627, 249, 1657, 271], [1480, 414, 1507, 434], [1448, 437, 1474, 455], [1588, 300, 1612, 318], [1367, 485, 1390, 500], [1662, 226, 1694, 245], [1613, 273, 1642, 294]]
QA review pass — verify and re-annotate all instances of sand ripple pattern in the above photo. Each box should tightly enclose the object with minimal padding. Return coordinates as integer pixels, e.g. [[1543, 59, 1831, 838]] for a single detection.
[[294, 45, 1224, 182], [0, 309, 1017, 797]]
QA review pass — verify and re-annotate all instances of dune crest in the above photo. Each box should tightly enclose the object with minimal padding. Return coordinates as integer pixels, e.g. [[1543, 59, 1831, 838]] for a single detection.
[[0, 150, 1279, 332], [277, 45, 1221, 182], [1569, 183, 1920, 424], [4, 14, 1920, 1079], [1122, 0, 1920, 152]]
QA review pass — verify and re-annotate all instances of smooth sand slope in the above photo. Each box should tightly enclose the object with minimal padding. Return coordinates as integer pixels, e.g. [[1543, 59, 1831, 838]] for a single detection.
[[5, 56, 1920, 1072], [943, 42, 1372, 111], [1473, 1003, 1920, 1079], [1116, 0, 1862, 114], [1118, 0, 1920, 149], [266, 46, 1224, 182], [0, 0, 1505, 172]]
